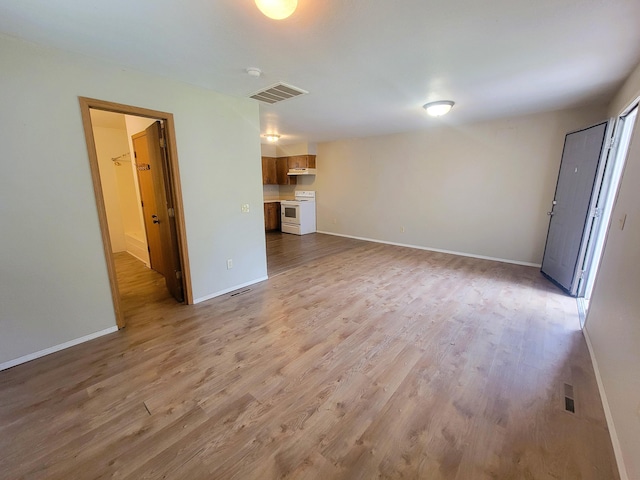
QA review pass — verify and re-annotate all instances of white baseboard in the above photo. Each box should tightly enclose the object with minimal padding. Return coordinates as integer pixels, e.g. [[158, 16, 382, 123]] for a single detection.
[[126, 249, 151, 267], [0, 326, 119, 372], [316, 230, 541, 268], [582, 327, 628, 480], [193, 276, 269, 304], [125, 233, 150, 267]]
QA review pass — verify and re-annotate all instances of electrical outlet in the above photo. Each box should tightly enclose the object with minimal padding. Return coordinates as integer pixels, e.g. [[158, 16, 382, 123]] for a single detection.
[[241, 204, 250, 213], [401, 226, 405, 233], [227, 259, 233, 269]]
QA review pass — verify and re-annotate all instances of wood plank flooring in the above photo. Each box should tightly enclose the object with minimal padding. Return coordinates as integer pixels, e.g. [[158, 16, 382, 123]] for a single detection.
[[0, 232, 619, 479]]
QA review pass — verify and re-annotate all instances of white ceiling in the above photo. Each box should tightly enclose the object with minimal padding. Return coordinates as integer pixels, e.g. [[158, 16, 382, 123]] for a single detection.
[[2, 0, 640, 144]]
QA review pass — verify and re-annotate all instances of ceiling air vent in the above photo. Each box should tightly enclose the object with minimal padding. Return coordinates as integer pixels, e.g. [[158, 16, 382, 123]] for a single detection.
[[249, 83, 308, 104]]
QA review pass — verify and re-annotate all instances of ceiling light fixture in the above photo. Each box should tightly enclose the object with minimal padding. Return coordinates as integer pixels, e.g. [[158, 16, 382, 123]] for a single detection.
[[264, 134, 280, 142], [255, 0, 298, 20], [423, 100, 455, 117], [246, 67, 262, 78]]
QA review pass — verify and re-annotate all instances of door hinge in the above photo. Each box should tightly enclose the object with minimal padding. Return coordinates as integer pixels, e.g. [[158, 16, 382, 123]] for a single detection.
[[176, 270, 182, 280], [167, 207, 175, 218], [159, 136, 166, 149], [592, 207, 601, 218], [579, 270, 586, 280]]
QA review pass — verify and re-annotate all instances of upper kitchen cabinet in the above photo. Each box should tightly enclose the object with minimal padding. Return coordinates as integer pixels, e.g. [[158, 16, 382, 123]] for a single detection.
[[261, 156, 277, 185], [264, 155, 317, 185], [276, 157, 296, 185], [287, 155, 316, 169]]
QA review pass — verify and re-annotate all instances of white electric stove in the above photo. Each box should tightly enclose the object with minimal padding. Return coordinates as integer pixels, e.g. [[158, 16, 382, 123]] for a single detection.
[[280, 191, 316, 235]]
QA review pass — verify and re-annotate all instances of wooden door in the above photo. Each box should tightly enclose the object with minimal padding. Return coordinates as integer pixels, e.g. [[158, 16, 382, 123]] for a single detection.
[[133, 132, 166, 276], [145, 121, 184, 302]]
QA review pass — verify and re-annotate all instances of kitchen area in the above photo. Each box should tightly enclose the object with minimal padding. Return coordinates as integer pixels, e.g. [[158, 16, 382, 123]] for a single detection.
[[261, 143, 318, 236]]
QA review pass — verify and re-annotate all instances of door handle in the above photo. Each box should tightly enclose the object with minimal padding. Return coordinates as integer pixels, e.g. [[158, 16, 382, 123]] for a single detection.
[[152, 214, 160, 224]]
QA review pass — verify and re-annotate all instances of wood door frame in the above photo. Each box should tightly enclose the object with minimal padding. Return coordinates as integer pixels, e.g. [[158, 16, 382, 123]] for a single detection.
[[79, 97, 193, 328]]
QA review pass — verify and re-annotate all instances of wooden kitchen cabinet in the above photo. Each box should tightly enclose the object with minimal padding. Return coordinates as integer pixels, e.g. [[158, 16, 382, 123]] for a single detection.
[[261, 156, 277, 185], [287, 155, 316, 169], [276, 157, 297, 185], [275, 155, 316, 184], [264, 202, 281, 231], [267, 155, 317, 185]]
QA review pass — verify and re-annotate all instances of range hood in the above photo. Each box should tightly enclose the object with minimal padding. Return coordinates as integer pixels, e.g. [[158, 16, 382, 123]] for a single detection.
[[288, 168, 316, 176]]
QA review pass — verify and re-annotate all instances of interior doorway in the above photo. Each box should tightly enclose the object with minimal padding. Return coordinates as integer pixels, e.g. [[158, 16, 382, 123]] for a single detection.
[[79, 97, 192, 328]]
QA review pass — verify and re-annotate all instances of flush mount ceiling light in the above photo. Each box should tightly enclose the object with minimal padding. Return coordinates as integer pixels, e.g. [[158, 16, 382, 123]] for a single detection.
[[423, 100, 455, 117], [255, 0, 298, 20], [246, 67, 262, 78], [264, 134, 281, 142]]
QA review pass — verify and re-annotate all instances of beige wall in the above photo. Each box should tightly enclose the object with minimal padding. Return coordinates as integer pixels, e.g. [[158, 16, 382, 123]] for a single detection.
[[0, 34, 265, 367], [313, 105, 606, 265], [276, 142, 317, 156], [91, 124, 130, 252], [260, 143, 277, 157], [585, 60, 640, 480]]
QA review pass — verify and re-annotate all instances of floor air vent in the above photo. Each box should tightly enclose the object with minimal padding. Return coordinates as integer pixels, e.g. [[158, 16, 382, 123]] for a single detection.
[[230, 288, 251, 297], [249, 83, 308, 104], [564, 383, 575, 413]]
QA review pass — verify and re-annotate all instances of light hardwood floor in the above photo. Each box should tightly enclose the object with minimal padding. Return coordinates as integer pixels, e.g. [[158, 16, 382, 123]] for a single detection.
[[0, 233, 619, 479]]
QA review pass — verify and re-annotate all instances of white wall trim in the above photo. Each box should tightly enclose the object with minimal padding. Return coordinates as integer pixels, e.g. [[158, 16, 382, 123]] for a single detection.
[[193, 276, 269, 304], [0, 326, 119, 372], [583, 327, 628, 480], [316, 231, 542, 268]]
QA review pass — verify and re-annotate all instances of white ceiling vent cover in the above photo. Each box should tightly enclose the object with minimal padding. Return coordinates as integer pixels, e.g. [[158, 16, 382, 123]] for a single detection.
[[249, 83, 308, 104]]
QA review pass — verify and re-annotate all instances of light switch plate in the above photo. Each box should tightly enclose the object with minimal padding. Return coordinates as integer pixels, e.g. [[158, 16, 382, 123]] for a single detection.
[[619, 213, 627, 230]]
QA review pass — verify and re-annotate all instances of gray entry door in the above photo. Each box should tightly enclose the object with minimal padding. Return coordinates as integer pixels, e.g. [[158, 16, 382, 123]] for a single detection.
[[541, 121, 610, 295]]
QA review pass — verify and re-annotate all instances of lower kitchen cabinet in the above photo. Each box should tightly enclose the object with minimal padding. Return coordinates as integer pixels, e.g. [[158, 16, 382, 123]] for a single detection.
[[264, 202, 281, 231]]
